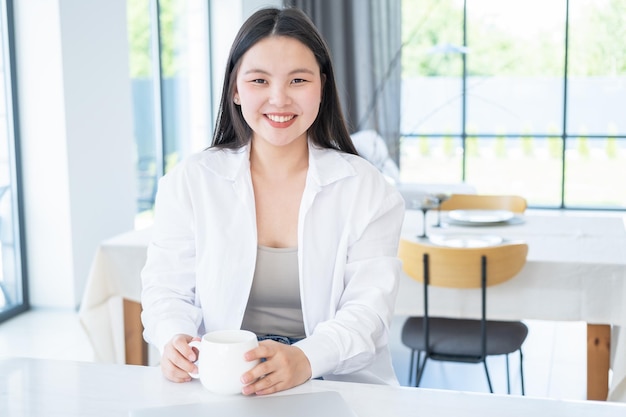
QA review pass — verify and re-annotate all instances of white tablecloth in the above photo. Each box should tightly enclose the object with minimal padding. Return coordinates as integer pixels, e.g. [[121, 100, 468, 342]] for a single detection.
[[78, 210, 626, 401], [78, 228, 154, 364], [398, 211, 626, 323]]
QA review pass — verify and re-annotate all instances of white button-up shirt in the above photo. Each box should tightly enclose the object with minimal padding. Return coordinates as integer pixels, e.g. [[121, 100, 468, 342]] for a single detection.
[[141, 142, 405, 385]]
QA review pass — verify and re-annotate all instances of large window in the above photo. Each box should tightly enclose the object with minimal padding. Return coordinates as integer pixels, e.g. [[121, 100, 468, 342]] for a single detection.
[[400, 0, 626, 209], [128, 0, 212, 226], [0, 0, 27, 322]]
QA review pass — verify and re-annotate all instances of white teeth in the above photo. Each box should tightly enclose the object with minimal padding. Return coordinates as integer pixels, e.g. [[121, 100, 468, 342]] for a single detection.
[[267, 114, 295, 123]]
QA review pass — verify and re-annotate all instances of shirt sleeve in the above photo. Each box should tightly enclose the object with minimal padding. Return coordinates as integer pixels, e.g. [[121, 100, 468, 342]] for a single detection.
[[296, 171, 405, 380], [140, 166, 203, 354]]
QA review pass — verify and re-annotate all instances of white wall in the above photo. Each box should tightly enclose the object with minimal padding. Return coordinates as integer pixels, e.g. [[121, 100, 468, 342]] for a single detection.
[[14, 0, 136, 308]]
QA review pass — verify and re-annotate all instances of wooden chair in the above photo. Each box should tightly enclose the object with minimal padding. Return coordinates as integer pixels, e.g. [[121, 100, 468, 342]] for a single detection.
[[398, 238, 529, 394], [439, 194, 527, 213]]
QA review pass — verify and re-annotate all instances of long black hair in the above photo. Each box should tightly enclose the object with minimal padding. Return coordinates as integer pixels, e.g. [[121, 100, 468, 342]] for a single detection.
[[211, 7, 357, 155]]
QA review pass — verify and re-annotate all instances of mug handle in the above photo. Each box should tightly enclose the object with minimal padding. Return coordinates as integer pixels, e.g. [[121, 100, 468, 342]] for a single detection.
[[187, 340, 201, 379]]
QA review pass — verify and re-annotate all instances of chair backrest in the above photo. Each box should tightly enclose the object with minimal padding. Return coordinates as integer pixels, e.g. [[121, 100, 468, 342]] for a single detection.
[[439, 194, 527, 214], [398, 239, 528, 289]]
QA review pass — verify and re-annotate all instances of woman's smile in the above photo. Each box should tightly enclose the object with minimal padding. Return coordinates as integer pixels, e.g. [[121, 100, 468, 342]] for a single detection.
[[265, 113, 297, 127]]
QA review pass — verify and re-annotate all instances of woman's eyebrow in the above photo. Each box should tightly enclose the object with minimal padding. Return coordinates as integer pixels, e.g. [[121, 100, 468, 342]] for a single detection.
[[243, 68, 316, 75], [243, 68, 269, 75], [289, 68, 316, 75]]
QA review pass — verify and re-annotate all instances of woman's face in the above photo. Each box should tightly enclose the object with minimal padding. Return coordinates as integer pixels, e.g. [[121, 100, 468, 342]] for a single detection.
[[234, 36, 323, 149]]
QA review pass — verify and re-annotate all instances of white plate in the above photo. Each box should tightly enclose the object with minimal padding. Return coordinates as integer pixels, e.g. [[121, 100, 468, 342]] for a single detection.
[[429, 234, 504, 248], [448, 209, 515, 225]]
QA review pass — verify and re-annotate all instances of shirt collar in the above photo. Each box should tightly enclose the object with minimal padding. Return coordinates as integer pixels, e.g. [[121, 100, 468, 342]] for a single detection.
[[199, 140, 357, 186]]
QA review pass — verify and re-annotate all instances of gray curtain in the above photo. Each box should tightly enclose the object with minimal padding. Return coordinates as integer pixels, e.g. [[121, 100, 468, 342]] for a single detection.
[[284, 0, 402, 163]]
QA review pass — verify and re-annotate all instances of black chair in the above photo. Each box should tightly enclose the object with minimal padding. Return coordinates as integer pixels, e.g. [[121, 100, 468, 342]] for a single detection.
[[398, 239, 529, 394]]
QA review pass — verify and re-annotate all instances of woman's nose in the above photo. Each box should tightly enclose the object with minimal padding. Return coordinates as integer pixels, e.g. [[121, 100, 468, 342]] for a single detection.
[[268, 86, 291, 106]]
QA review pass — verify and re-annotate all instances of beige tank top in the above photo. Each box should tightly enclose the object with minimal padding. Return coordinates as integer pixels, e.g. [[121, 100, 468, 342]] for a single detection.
[[241, 246, 306, 339]]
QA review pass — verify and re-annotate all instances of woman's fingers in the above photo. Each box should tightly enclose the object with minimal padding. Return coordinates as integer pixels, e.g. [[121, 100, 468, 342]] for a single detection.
[[161, 334, 198, 382], [240, 341, 311, 395]]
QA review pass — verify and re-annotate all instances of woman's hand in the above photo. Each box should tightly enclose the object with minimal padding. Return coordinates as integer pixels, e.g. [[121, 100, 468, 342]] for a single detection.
[[160, 334, 200, 382], [240, 340, 312, 395]]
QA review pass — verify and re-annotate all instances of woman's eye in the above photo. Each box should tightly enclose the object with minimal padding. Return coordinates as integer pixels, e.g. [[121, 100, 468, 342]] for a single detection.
[[251, 79, 266, 84], [292, 78, 307, 84]]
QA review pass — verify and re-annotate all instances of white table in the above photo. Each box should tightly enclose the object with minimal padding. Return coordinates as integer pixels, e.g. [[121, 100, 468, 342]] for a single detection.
[[79, 227, 154, 364], [398, 210, 626, 323], [2, 357, 626, 417], [397, 210, 626, 402], [78, 210, 626, 401]]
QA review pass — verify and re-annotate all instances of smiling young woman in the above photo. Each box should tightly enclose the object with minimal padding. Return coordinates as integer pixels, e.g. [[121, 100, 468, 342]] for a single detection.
[[141, 7, 405, 396]]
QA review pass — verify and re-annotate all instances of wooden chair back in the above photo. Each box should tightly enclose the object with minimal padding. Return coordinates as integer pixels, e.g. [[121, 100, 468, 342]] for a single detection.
[[398, 239, 528, 288], [439, 194, 527, 213]]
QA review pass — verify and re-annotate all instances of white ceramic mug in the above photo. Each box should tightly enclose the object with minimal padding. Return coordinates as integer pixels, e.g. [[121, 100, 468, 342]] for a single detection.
[[188, 329, 259, 395]]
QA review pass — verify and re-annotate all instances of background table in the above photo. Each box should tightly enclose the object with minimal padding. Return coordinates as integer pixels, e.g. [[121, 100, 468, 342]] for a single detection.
[[78, 210, 626, 401], [397, 210, 626, 401], [3, 357, 626, 417], [79, 228, 154, 365]]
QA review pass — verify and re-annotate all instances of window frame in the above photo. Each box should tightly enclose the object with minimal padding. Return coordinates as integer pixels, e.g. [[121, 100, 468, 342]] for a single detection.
[[399, 0, 626, 211], [0, 0, 29, 323]]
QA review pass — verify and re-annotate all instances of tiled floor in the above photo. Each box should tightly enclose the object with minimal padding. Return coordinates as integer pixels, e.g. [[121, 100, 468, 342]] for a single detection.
[[0, 308, 587, 400]]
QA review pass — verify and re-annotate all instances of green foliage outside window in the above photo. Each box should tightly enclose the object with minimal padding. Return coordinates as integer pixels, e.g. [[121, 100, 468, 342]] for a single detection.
[[418, 136, 430, 156], [402, 0, 626, 77], [401, 0, 463, 77], [521, 134, 533, 157], [547, 133, 563, 160], [577, 134, 590, 159], [495, 135, 506, 158], [606, 123, 619, 158], [607, 137, 618, 159], [128, 0, 151, 78], [128, 0, 181, 78], [466, 136, 479, 157], [443, 135, 455, 158], [569, 0, 626, 76]]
